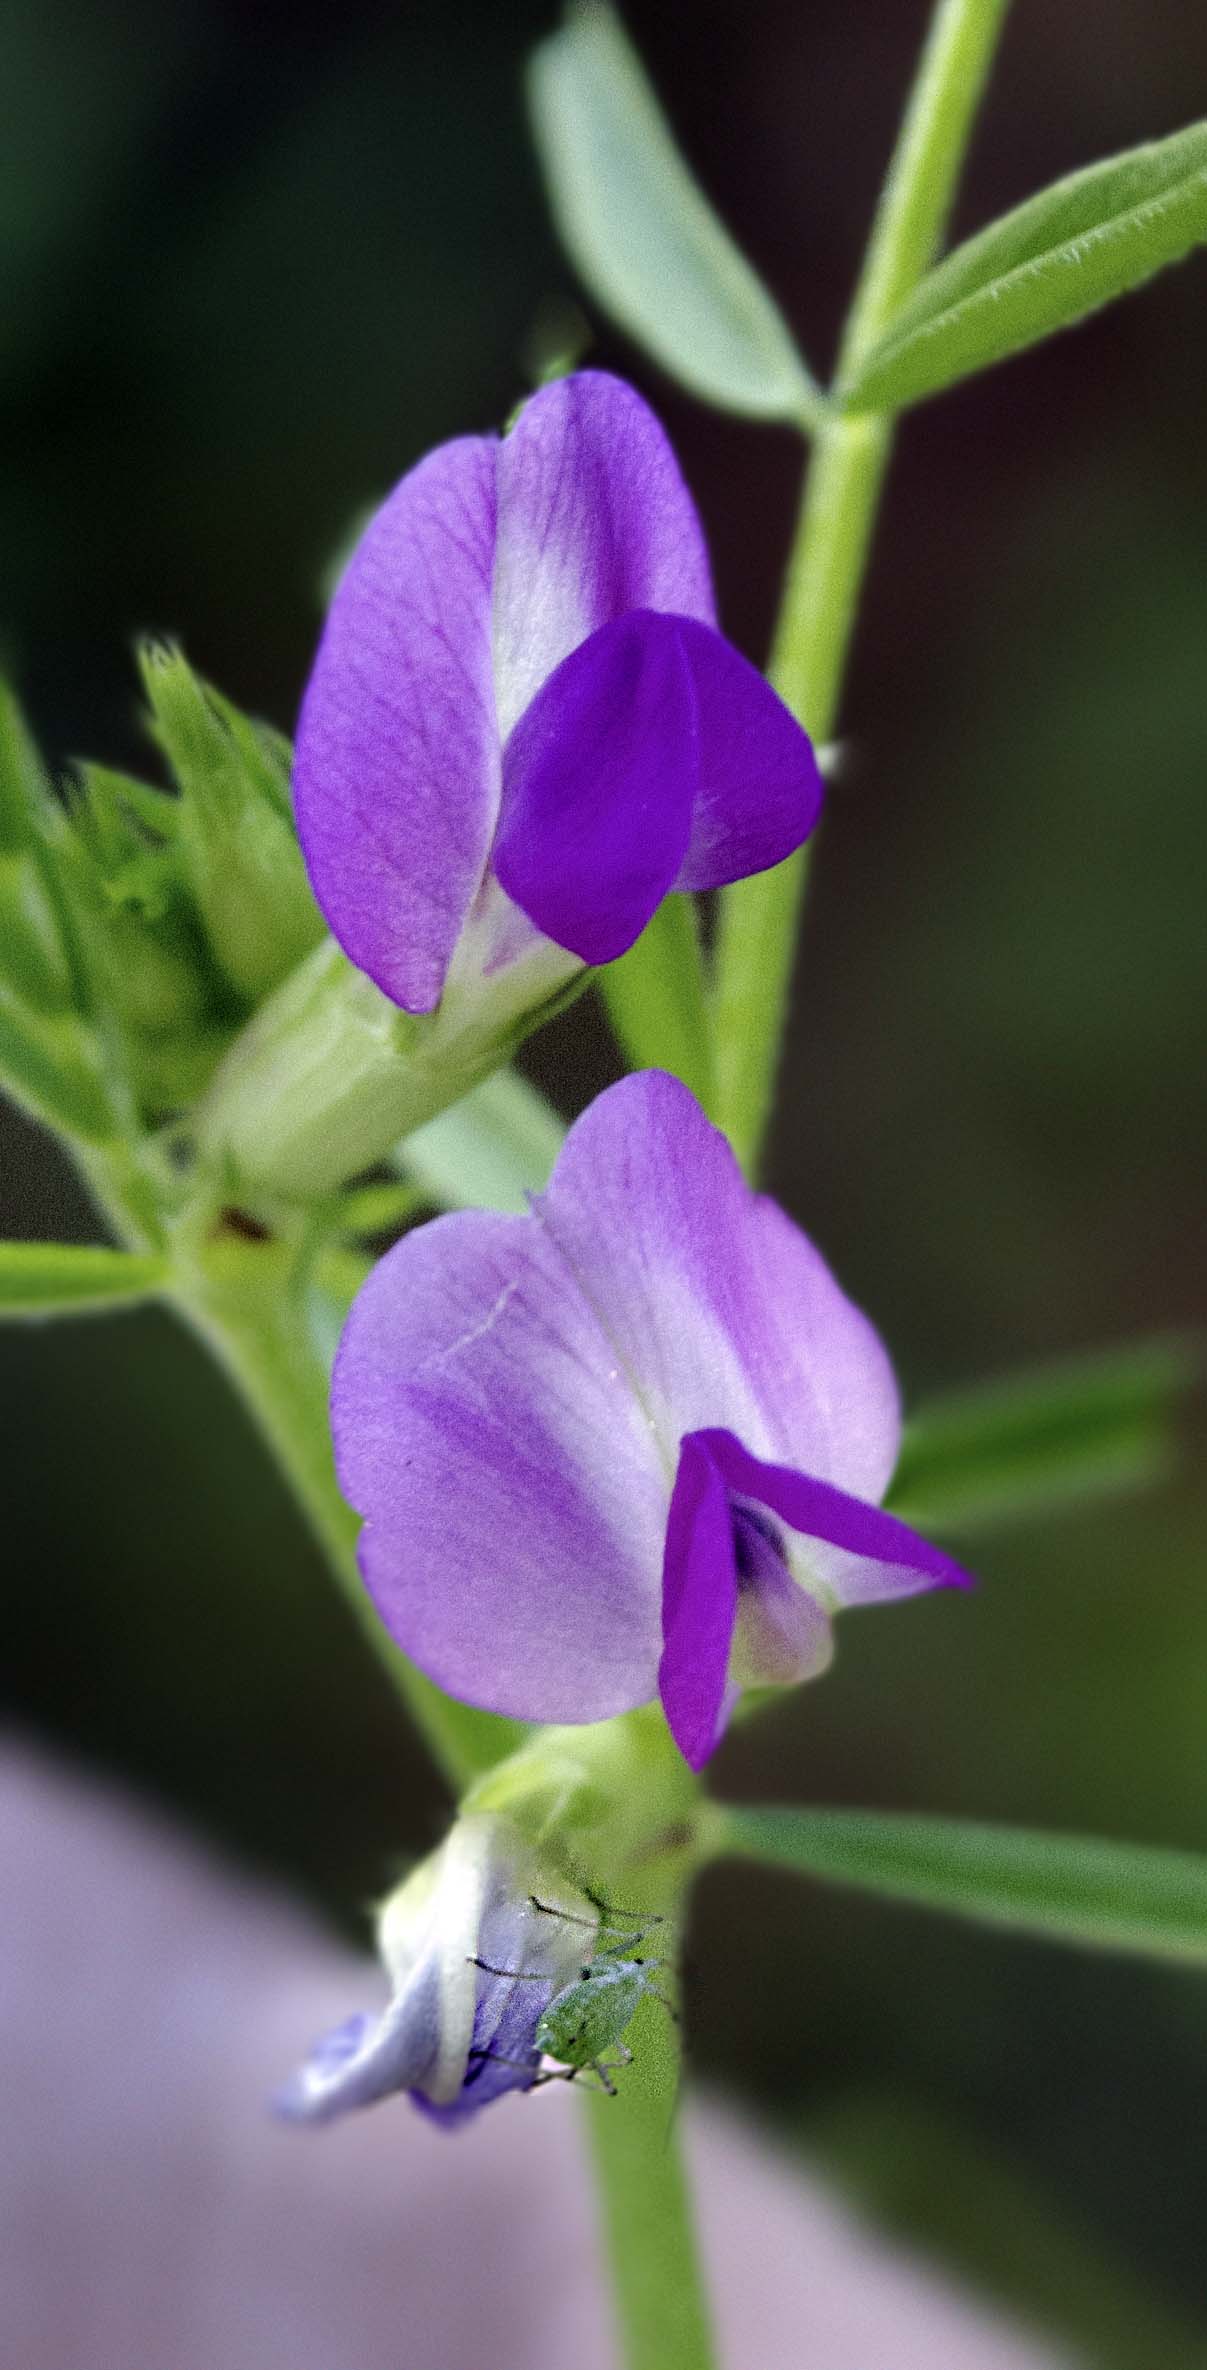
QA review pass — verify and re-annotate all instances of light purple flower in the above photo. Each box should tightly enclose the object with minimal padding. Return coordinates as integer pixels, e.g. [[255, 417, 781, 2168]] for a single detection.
[[278, 1816, 595, 2128], [333, 1073, 972, 1769], [295, 373, 822, 1010]]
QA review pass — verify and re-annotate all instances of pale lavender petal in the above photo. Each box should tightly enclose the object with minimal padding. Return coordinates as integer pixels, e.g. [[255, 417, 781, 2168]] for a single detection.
[[492, 372, 715, 739], [699, 1427, 975, 1606], [532, 1070, 901, 1496], [657, 1431, 739, 1770], [492, 611, 698, 964], [332, 1207, 667, 1722], [276, 1957, 442, 2124], [294, 435, 500, 1013], [672, 618, 824, 891]]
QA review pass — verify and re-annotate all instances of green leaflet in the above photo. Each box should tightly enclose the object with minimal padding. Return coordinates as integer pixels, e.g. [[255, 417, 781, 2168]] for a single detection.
[[842, 118, 1207, 414], [713, 1805, 1207, 1968], [529, 2, 818, 425], [599, 894, 713, 1111], [0, 1239, 169, 1316], [888, 1335, 1196, 1535]]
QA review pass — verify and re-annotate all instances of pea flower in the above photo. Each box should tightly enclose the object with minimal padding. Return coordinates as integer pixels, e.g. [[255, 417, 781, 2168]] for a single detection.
[[333, 1072, 973, 1770], [278, 1815, 597, 2128], [294, 372, 822, 1009]]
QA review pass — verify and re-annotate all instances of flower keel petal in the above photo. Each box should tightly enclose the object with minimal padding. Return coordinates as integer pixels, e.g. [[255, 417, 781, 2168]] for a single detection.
[[697, 1427, 975, 1605], [673, 618, 824, 892], [494, 611, 698, 964]]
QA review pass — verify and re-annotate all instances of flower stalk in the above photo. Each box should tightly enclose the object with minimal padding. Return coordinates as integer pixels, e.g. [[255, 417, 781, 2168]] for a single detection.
[[712, 0, 1012, 1179]]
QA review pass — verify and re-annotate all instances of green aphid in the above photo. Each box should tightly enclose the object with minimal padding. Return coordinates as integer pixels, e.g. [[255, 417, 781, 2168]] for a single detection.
[[471, 1897, 676, 2096]]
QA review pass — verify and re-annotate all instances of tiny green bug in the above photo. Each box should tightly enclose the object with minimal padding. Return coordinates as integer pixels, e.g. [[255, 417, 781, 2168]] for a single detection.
[[470, 1896, 676, 2095]]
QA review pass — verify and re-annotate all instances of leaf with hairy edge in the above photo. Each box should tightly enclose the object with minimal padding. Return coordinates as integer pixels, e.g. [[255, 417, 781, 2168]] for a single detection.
[[714, 1805, 1207, 1968], [0, 1240, 169, 1316], [842, 119, 1207, 415], [529, 3, 819, 423]]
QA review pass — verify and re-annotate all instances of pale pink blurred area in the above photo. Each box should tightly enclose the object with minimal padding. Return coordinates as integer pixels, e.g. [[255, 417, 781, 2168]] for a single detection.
[[0, 1739, 1074, 2370]]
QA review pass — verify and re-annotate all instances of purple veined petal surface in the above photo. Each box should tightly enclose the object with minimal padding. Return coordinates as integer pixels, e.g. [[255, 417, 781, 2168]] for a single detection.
[[294, 435, 501, 1013], [332, 1206, 669, 1724], [658, 1431, 741, 1770], [491, 372, 715, 740], [671, 618, 825, 892], [698, 1427, 976, 1607], [531, 1071, 902, 1497], [493, 611, 699, 965]]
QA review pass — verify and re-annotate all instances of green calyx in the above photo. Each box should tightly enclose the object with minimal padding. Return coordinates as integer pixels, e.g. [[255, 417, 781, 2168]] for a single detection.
[[465, 1705, 705, 1915], [196, 929, 585, 1201]]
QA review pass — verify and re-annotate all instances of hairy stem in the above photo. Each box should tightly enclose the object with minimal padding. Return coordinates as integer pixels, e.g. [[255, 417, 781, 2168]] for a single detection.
[[712, 0, 1012, 1177]]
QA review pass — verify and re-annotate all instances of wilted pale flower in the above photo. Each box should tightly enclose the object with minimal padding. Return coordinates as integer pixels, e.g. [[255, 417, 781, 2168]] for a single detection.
[[294, 372, 822, 1009], [278, 1815, 598, 2127], [332, 1072, 972, 1769]]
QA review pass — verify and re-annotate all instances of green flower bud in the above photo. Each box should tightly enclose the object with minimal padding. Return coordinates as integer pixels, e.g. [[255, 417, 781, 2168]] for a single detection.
[[138, 643, 324, 1004]]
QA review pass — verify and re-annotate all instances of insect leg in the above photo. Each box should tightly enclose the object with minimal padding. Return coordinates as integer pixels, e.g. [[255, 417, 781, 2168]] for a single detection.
[[467, 1955, 552, 1980], [645, 1985, 681, 2022]]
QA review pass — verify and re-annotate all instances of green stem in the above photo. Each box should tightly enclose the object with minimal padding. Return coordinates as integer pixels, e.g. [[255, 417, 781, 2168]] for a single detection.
[[583, 1991, 717, 2370], [172, 1249, 522, 1791], [712, 0, 1011, 1178]]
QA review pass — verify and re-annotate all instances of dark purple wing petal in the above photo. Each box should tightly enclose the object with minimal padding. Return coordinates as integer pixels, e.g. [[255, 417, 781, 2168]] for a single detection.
[[332, 1206, 667, 1723], [294, 436, 500, 1013], [673, 619, 824, 893], [493, 372, 715, 740], [493, 611, 698, 964], [697, 1428, 975, 1605], [657, 1433, 739, 1771]]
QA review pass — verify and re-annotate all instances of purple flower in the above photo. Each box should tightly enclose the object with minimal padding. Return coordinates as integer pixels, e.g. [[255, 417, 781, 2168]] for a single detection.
[[294, 373, 822, 1010], [333, 1072, 972, 1769], [277, 1816, 595, 2128]]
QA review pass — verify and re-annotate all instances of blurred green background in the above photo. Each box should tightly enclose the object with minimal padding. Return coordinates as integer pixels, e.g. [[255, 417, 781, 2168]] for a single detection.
[[2, 2, 1205, 2360]]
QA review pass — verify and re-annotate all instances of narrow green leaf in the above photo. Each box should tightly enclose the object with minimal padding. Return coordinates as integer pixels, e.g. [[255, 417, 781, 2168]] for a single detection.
[[715, 1805, 1207, 1968], [529, 2, 819, 424], [0, 1239, 169, 1315], [600, 893, 713, 1108], [842, 118, 1207, 415], [888, 1336, 1196, 1536], [397, 1067, 567, 1214]]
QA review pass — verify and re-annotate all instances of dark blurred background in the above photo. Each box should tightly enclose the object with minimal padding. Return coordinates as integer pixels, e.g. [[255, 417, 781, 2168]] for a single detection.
[[2, 3, 1205, 2359]]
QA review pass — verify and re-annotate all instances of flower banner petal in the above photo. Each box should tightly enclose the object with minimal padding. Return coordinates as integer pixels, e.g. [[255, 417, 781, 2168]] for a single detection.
[[673, 618, 824, 892], [294, 435, 501, 1013], [658, 1431, 740, 1770], [332, 1207, 668, 1722], [533, 1070, 901, 1495], [493, 611, 698, 964], [492, 372, 715, 739]]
